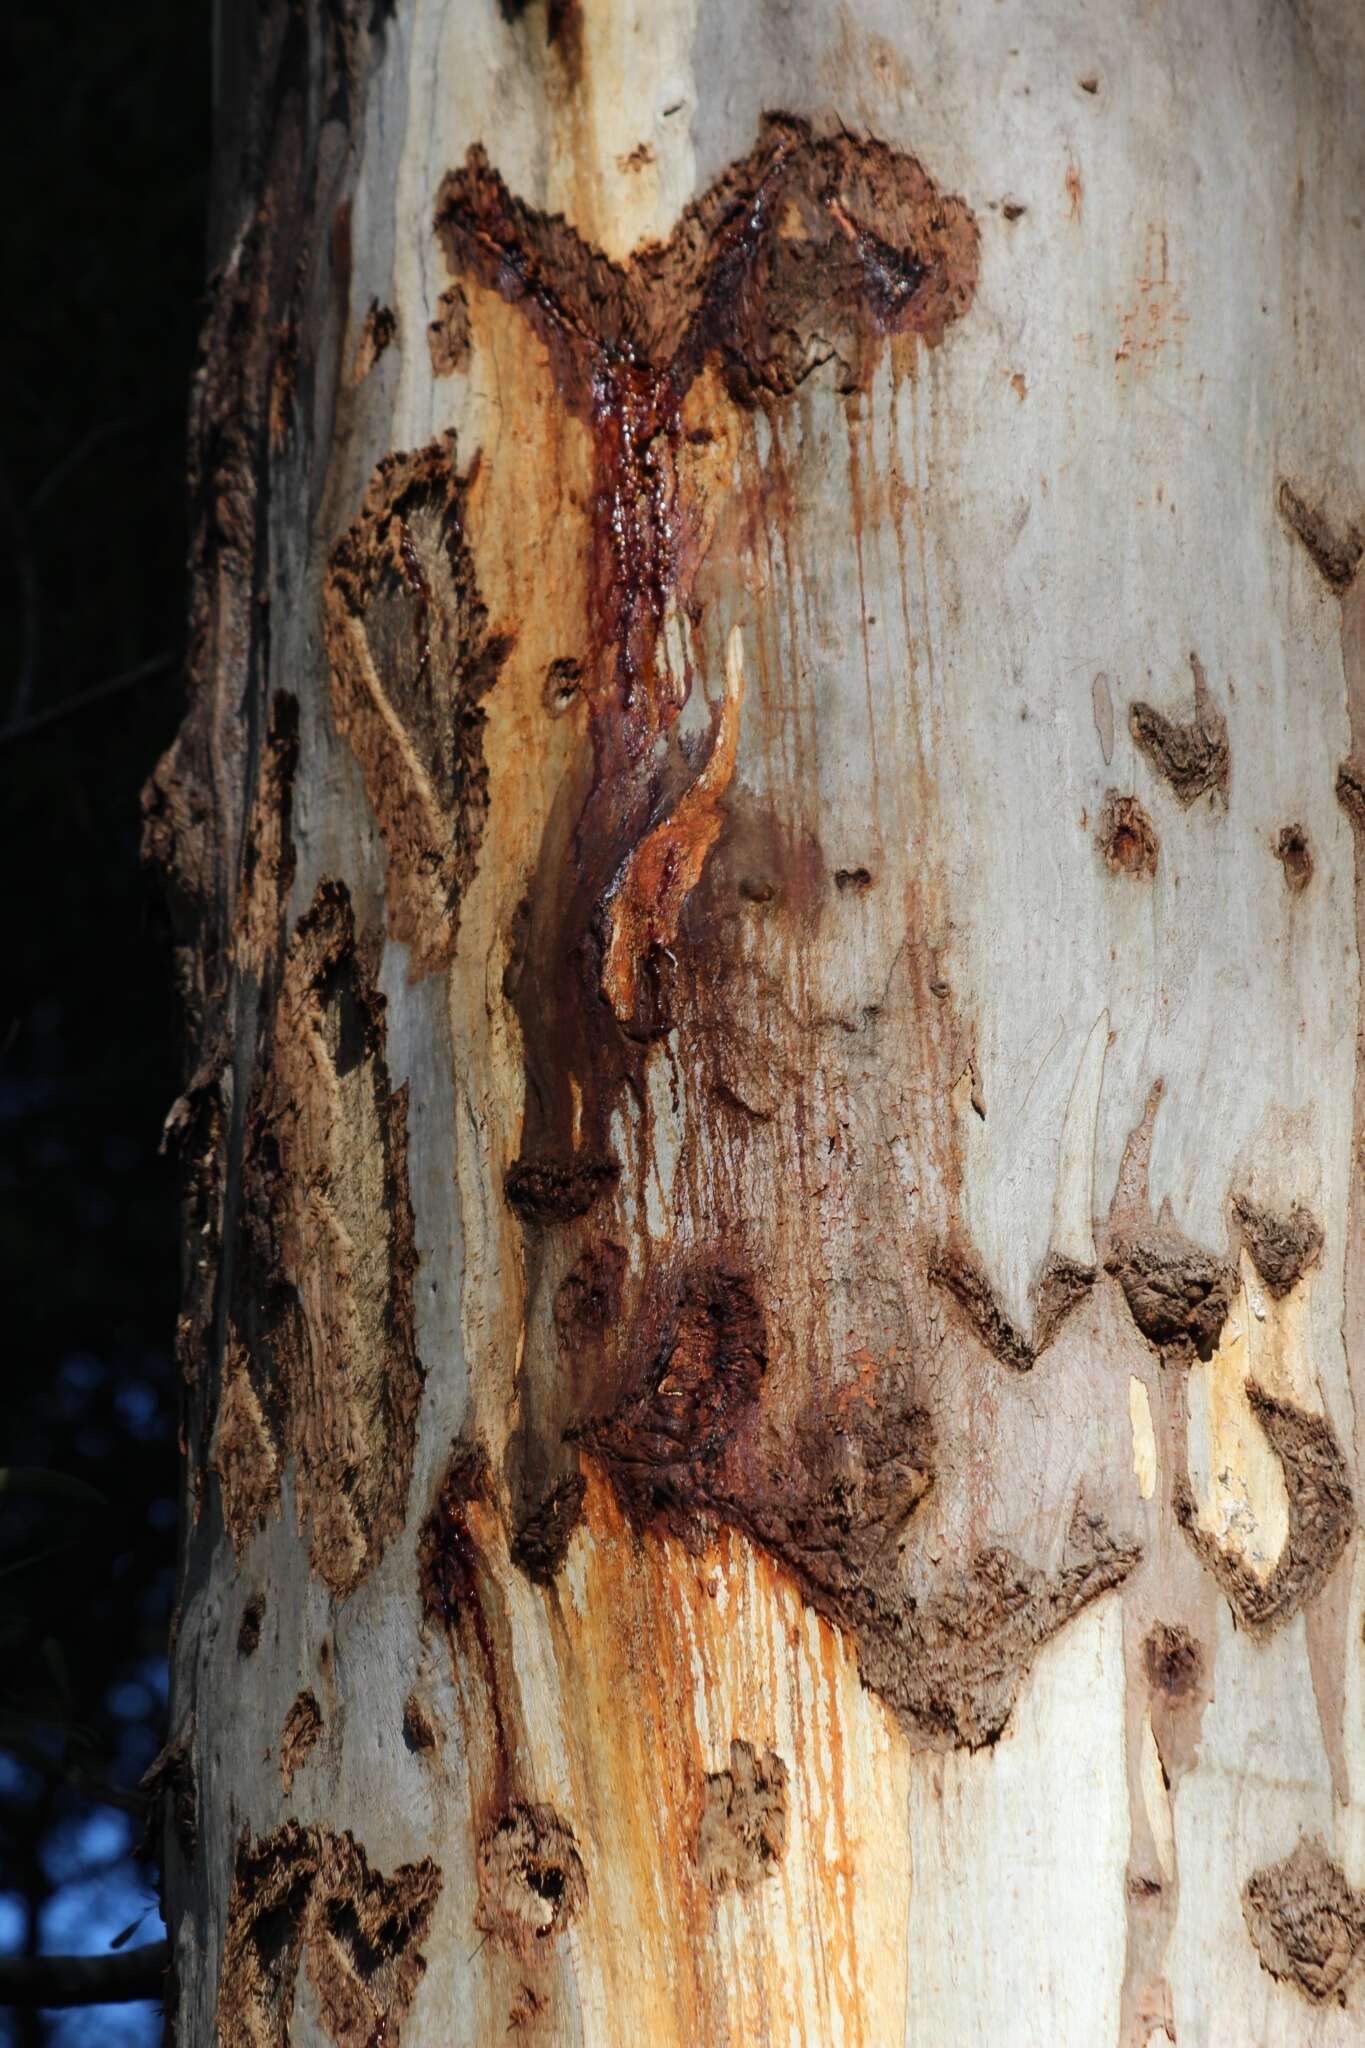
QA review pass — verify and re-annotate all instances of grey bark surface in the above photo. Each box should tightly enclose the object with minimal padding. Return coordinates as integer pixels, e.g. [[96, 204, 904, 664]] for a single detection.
[[152, 4, 1365, 2043]]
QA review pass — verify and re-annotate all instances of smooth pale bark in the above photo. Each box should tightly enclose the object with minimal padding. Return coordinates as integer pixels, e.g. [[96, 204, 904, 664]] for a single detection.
[[153, 4, 1365, 2044]]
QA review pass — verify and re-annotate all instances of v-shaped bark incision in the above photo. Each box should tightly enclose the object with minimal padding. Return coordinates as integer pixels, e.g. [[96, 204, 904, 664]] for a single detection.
[[433, 115, 979, 1204]]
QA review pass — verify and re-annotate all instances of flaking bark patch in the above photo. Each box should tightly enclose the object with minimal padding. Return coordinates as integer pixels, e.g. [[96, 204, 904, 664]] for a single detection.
[[217, 1823, 441, 2046], [698, 1740, 789, 1892], [238, 1592, 266, 1658], [1278, 480, 1363, 592], [1274, 824, 1314, 893], [1176, 1386, 1353, 1632], [510, 1474, 586, 1584], [417, 1440, 490, 1624], [426, 282, 470, 375], [849, 1511, 1140, 1749], [1128, 653, 1229, 806], [279, 1690, 323, 1795], [552, 1241, 626, 1349], [351, 297, 396, 382], [1233, 1194, 1324, 1298], [579, 1269, 1135, 1747], [1106, 1228, 1236, 1363], [218, 881, 424, 1596], [232, 692, 299, 976], [401, 1693, 438, 1755], [1098, 791, 1159, 877], [930, 1242, 1095, 1369], [141, 1727, 197, 1863], [325, 439, 511, 977], [1243, 1834, 1365, 2004], [475, 1804, 586, 1952], [1143, 1622, 1204, 1702]]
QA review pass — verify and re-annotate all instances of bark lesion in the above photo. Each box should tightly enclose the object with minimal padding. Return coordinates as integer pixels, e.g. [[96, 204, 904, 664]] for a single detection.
[[930, 1240, 1096, 1370], [1243, 1834, 1365, 2005], [324, 437, 511, 979], [574, 1258, 1138, 1748], [217, 1823, 441, 2047], [214, 880, 424, 1596], [1174, 1384, 1352, 1634], [1128, 651, 1229, 807], [698, 1740, 789, 1892]]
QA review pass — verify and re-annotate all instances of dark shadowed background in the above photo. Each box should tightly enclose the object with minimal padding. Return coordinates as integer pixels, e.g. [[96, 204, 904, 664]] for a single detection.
[[2, 2, 208, 2039]]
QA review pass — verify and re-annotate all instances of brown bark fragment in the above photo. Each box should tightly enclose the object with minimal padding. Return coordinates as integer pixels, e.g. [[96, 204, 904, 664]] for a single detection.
[[221, 881, 424, 1595], [1233, 1194, 1324, 1298], [1242, 1834, 1365, 2004], [351, 297, 396, 382], [141, 1727, 197, 1863], [1278, 480, 1363, 592], [698, 1740, 789, 1892], [417, 1440, 491, 1624], [1106, 1228, 1236, 1363], [232, 692, 299, 976], [510, 1474, 587, 1584], [504, 1157, 619, 1225], [1273, 823, 1314, 893], [1142, 1622, 1204, 1703], [212, 1338, 282, 1550], [436, 115, 978, 405], [580, 1271, 1136, 1747], [475, 1805, 586, 1953], [930, 1242, 1036, 1369], [401, 1693, 438, 1755], [279, 1690, 323, 1795], [237, 1592, 266, 1658], [552, 1241, 626, 1350], [426, 281, 470, 375], [217, 1823, 441, 2046], [1098, 791, 1159, 876], [1128, 652, 1229, 806], [325, 438, 511, 978], [848, 1512, 1140, 1749], [1337, 758, 1365, 832], [930, 1242, 1095, 1369], [1176, 1386, 1353, 1632]]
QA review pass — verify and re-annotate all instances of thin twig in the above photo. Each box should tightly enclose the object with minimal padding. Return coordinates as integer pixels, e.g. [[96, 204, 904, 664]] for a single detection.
[[0, 649, 180, 747], [28, 414, 148, 518], [0, 1939, 168, 2008]]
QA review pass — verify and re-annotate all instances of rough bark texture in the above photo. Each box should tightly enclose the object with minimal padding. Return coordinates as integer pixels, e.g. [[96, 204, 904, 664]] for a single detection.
[[153, 4, 1365, 2043]]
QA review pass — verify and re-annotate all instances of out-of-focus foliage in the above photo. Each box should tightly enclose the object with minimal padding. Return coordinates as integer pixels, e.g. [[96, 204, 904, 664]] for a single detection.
[[1, 0, 207, 2040]]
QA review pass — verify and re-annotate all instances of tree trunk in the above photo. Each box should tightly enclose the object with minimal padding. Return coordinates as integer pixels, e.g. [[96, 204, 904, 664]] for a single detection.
[[150, 3, 1365, 2041]]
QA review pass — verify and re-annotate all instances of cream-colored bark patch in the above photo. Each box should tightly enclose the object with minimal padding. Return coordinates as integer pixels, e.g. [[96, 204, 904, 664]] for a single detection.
[[1185, 1259, 1291, 1582], [1129, 1376, 1157, 1502]]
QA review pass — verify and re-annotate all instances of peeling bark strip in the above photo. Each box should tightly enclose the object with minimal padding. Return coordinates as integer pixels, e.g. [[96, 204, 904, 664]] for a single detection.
[[1177, 1386, 1353, 1632], [698, 1740, 789, 1891], [217, 1823, 440, 2046], [433, 116, 977, 1207], [324, 439, 512, 978], [1243, 1835, 1365, 2004], [1128, 652, 1229, 806], [214, 881, 423, 1595]]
